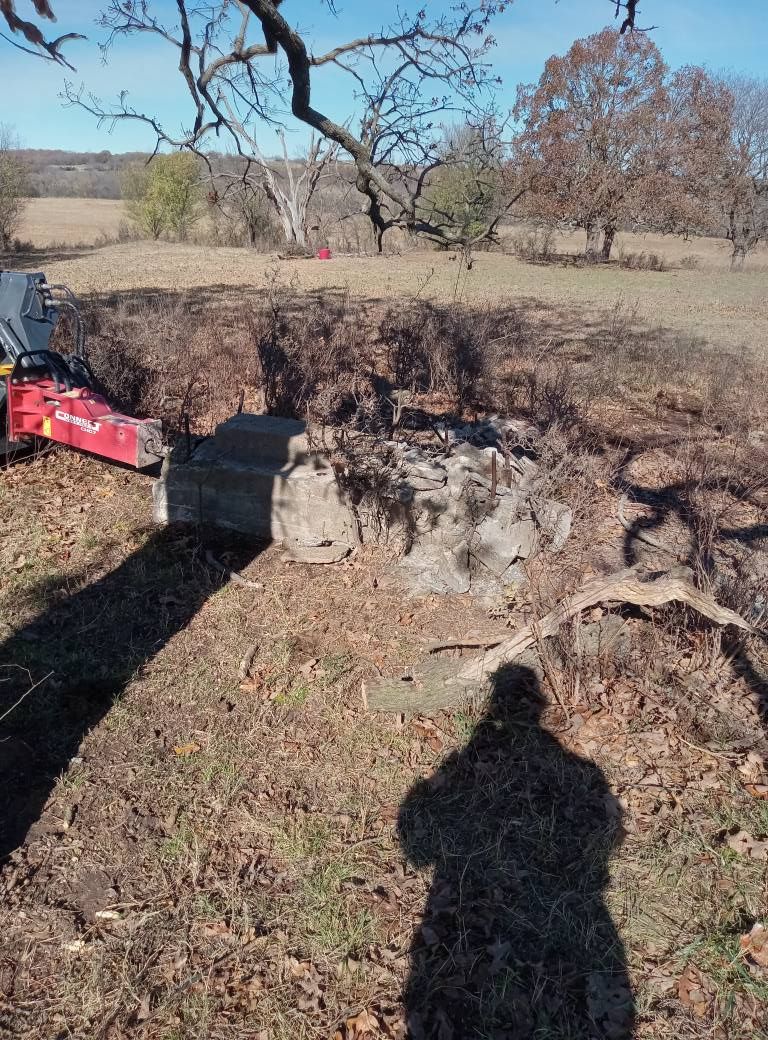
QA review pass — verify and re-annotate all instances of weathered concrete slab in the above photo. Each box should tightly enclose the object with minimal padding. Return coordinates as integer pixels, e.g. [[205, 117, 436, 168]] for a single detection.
[[153, 414, 356, 546], [398, 539, 471, 596], [214, 413, 321, 467], [153, 413, 572, 590], [471, 514, 538, 577]]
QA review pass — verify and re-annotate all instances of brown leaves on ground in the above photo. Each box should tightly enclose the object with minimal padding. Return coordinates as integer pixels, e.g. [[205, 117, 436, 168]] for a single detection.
[[739, 923, 768, 976], [172, 741, 201, 756], [2, 443, 768, 1040], [336, 1007, 381, 1039], [677, 964, 715, 1018], [725, 828, 768, 861]]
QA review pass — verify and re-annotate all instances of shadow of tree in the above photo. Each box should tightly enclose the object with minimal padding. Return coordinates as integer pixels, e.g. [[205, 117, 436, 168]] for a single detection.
[[398, 665, 633, 1040], [8, 245, 98, 267], [0, 526, 267, 864]]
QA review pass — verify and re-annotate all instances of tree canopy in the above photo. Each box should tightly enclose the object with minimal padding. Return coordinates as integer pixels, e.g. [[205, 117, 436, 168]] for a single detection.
[[122, 152, 203, 242], [514, 27, 731, 260]]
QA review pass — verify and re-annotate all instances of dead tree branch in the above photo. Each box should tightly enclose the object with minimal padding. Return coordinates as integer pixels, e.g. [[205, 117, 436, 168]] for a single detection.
[[0, 0, 83, 67], [64, 0, 512, 250], [364, 567, 754, 713]]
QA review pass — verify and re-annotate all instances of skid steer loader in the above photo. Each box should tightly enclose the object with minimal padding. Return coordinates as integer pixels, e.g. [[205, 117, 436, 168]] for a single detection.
[[0, 270, 162, 468]]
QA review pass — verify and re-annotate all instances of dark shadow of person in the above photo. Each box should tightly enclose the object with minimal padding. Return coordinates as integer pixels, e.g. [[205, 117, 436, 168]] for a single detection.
[[398, 664, 634, 1040]]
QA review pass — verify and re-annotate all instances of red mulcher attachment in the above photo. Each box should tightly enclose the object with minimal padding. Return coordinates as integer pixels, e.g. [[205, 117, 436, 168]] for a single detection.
[[0, 271, 163, 469]]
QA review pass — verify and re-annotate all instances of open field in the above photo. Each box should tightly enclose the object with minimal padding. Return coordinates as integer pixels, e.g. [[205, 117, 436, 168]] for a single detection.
[[16, 198, 768, 359], [18, 197, 762, 269], [16, 236, 768, 359], [2, 220, 768, 1039], [18, 196, 127, 246]]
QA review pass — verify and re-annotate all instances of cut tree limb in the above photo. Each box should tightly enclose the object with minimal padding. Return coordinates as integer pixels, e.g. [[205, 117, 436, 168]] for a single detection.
[[238, 643, 260, 682], [363, 568, 754, 713]]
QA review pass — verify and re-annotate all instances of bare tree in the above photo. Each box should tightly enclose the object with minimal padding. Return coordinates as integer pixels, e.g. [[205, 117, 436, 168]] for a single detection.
[[0, 0, 83, 67], [214, 129, 337, 250], [64, 1, 516, 250], [0, 0, 661, 71], [715, 74, 768, 268], [0, 124, 29, 252], [612, 0, 657, 34]]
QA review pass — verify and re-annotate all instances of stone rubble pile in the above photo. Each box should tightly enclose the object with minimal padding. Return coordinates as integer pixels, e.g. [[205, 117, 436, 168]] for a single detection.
[[381, 418, 571, 597], [154, 414, 572, 596]]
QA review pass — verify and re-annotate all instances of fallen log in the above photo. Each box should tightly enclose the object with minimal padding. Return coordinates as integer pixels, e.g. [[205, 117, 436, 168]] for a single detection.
[[363, 568, 754, 714]]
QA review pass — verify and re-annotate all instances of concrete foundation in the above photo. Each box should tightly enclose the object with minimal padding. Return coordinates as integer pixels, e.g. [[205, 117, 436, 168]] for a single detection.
[[153, 414, 357, 547], [154, 413, 572, 597]]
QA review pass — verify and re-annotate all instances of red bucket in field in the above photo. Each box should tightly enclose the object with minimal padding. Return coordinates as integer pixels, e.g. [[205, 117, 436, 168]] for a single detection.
[[317, 247, 332, 260]]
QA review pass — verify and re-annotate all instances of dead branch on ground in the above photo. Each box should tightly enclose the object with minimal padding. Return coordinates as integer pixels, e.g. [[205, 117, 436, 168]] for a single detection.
[[364, 567, 754, 713]]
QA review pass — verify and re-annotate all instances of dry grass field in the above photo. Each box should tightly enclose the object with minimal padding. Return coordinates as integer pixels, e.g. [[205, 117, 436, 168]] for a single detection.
[[15, 245, 768, 364], [18, 196, 126, 246], [2, 204, 768, 1040], [16, 197, 768, 358]]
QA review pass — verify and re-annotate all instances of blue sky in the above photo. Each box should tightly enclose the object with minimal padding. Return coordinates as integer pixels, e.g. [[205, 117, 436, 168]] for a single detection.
[[2, 0, 766, 154]]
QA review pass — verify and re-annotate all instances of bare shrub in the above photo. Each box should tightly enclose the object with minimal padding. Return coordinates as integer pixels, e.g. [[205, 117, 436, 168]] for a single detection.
[[205, 190, 283, 251], [378, 301, 522, 410], [518, 365, 588, 429], [252, 275, 374, 422], [675, 437, 768, 586], [76, 284, 767, 483], [585, 296, 768, 433], [87, 331, 158, 418], [617, 249, 667, 271], [510, 226, 556, 262], [526, 423, 612, 527], [81, 293, 256, 435], [679, 254, 700, 270]]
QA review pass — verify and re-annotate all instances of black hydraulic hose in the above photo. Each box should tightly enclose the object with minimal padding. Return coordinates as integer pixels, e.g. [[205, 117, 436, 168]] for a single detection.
[[46, 352, 73, 393], [53, 299, 86, 358], [9, 349, 69, 393], [45, 284, 86, 358], [66, 354, 95, 391]]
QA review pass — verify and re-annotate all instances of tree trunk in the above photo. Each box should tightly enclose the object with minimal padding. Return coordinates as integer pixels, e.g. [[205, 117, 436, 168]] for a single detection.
[[601, 225, 616, 262], [728, 209, 752, 270], [730, 244, 747, 270], [584, 223, 601, 260], [363, 568, 753, 713]]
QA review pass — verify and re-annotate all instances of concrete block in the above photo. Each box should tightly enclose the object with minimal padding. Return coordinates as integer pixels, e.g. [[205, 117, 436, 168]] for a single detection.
[[471, 513, 538, 577], [399, 539, 471, 596], [153, 417, 355, 546], [213, 413, 325, 468]]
